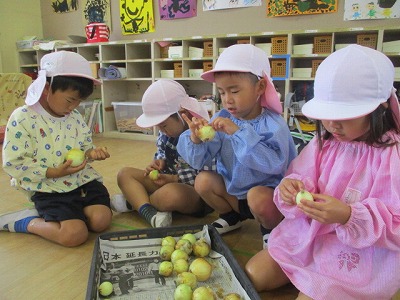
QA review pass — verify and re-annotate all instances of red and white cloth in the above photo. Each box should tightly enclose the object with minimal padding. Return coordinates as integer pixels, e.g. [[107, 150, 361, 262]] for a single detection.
[[85, 23, 109, 43]]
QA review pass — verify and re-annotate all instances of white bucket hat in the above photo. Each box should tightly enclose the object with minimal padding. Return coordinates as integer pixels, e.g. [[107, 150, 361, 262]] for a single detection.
[[136, 79, 210, 128], [302, 44, 400, 129], [25, 51, 101, 106], [201, 44, 282, 114]]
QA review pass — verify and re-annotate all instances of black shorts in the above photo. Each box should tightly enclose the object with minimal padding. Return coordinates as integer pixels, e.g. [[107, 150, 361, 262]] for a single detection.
[[31, 180, 110, 222], [238, 199, 254, 221]]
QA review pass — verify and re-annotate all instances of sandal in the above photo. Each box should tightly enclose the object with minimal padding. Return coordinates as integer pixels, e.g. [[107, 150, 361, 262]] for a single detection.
[[211, 218, 242, 234]]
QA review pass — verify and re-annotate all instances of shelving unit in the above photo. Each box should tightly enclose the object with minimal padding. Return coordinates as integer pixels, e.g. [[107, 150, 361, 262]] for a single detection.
[[17, 26, 400, 141]]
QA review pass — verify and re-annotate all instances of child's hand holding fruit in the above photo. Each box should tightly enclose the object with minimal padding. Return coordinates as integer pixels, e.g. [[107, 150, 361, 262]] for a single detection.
[[278, 178, 351, 224], [86, 146, 110, 161]]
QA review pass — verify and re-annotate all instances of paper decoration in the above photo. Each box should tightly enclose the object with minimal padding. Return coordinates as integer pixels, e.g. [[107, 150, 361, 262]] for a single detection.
[[159, 0, 197, 19], [83, 0, 112, 29], [51, 0, 78, 13], [120, 0, 155, 34], [344, 0, 399, 20], [203, 0, 261, 11], [267, 0, 337, 17]]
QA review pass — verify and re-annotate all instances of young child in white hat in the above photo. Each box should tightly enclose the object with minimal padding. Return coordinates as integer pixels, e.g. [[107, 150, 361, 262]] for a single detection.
[[177, 44, 297, 246], [245, 45, 400, 299], [1, 51, 112, 247], [111, 79, 214, 227]]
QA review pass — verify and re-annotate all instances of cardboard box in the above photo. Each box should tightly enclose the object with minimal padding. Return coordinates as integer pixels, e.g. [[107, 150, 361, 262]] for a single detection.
[[271, 59, 287, 78], [255, 43, 272, 55], [189, 69, 203, 78], [271, 36, 288, 54], [160, 46, 170, 58], [357, 34, 377, 49], [292, 68, 312, 78], [203, 61, 213, 72], [174, 62, 182, 78], [237, 39, 250, 44], [90, 63, 100, 79], [311, 59, 324, 77], [16, 40, 40, 49], [203, 41, 213, 56], [168, 46, 183, 58], [293, 44, 313, 55], [383, 40, 400, 52], [188, 46, 204, 58], [111, 102, 153, 134], [313, 35, 332, 54], [160, 70, 175, 78]]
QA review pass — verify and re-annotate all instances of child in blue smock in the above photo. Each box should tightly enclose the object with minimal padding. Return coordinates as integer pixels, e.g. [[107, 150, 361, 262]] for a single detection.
[[177, 44, 297, 246]]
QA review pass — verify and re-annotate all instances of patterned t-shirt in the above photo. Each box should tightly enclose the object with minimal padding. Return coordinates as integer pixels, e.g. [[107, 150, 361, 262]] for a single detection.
[[2, 102, 103, 194]]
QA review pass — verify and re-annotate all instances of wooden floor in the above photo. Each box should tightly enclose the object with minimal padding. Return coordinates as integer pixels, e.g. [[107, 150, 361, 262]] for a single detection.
[[0, 137, 399, 300]]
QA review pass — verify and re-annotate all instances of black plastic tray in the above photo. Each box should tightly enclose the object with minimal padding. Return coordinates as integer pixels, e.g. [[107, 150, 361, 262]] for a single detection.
[[86, 224, 260, 300]]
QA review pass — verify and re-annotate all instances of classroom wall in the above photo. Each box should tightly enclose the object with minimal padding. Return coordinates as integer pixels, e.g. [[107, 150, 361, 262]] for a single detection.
[[40, 0, 398, 42], [2, 1, 398, 72], [0, 0, 43, 73]]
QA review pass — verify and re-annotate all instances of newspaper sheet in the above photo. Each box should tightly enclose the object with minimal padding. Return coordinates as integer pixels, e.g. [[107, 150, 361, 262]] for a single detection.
[[97, 225, 251, 299]]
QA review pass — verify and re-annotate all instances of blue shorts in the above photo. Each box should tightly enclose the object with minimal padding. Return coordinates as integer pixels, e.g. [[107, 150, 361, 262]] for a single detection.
[[31, 180, 110, 222]]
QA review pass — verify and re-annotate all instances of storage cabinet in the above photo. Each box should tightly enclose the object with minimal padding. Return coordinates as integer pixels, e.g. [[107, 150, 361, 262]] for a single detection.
[[18, 49, 50, 79], [17, 26, 400, 141]]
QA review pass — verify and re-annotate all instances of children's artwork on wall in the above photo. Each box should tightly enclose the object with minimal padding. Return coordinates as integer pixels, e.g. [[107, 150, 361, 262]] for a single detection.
[[120, 0, 155, 34], [159, 0, 197, 19], [267, 0, 337, 16], [83, 0, 111, 28], [203, 0, 261, 11], [51, 0, 78, 13], [344, 0, 399, 19]]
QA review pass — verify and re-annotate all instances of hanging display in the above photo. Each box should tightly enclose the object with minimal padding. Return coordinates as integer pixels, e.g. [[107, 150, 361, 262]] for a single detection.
[[344, 0, 399, 20], [120, 0, 155, 34], [267, 0, 337, 17], [159, 0, 197, 19], [51, 0, 78, 13], [203, 0, 261, 11]]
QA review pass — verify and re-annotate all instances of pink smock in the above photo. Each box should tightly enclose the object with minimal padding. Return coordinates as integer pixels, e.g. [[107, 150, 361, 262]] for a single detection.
[[269, 132, 400, 300]]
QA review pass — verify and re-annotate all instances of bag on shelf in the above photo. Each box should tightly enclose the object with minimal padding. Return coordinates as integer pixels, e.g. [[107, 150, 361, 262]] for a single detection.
[[293, 82, 314, 102], [85, 23, 109, 43]]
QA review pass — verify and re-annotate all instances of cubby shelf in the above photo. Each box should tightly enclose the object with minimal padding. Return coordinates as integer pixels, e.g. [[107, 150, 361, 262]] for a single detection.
[[18, 26, 400, 141]]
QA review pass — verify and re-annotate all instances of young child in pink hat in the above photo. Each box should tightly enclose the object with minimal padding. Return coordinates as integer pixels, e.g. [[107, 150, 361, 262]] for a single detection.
[[245, 45, 400, 299], [177, 44, 297, 246], [111, 79, 214, 227], [1, 51, 112, 247]]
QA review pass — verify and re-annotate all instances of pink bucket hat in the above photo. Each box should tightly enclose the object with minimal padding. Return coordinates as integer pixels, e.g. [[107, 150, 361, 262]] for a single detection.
[[201, 44, 282, 114], [25, 51, 101, 106], [302, 44, 400, 129], [136, 79, 210, 128]]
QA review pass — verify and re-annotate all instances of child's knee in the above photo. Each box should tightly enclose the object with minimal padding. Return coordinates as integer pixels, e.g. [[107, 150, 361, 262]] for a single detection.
[[248, 186, 273, 213], [87, 208, 112, 232], [194, 171, 214, 193], [245, 259, 265, 292], [59, 224, 89, 247], [116, 167, 132, 183]]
